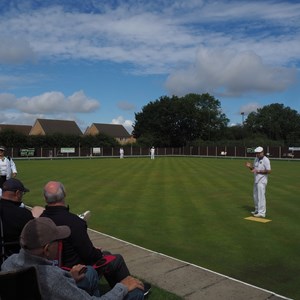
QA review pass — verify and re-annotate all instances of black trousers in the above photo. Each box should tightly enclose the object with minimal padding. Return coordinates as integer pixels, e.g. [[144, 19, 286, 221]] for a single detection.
[[99, 252, 130, 287], [0, 176, 6, 189]]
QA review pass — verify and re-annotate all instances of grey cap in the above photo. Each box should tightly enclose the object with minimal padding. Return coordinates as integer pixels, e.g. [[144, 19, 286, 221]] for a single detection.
[[20, 217, 71, 249]]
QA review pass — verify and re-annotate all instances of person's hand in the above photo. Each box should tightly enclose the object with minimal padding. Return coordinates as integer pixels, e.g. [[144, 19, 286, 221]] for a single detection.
[[245, 162, 251, 168], [120, 276, 144, 292], [70, 264, 87, 282], [12, 173, 17, 178]]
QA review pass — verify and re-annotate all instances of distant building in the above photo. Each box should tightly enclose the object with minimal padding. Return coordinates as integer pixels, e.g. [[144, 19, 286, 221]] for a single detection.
[[84, 123, 135, 144], [29, 119, 82, 136], [0, 124, 32, 135]]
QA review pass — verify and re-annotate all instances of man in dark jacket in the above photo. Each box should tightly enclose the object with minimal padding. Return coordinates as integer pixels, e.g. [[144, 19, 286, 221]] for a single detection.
[[40, 181, 149, 297], [0, 178, 33, 264]]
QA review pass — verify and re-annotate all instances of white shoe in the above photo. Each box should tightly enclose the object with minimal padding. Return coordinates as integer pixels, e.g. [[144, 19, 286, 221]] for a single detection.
[[78, 210, 91, 221], [251, 211, 258, 215], [254, 213, 265, 218]]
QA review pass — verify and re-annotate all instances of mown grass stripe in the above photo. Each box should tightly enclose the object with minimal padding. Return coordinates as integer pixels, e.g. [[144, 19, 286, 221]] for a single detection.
[[16, 157, 300, 299]]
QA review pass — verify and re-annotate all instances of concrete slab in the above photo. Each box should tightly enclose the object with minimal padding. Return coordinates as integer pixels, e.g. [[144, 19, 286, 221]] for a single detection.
[[88, 229, 291, 300]]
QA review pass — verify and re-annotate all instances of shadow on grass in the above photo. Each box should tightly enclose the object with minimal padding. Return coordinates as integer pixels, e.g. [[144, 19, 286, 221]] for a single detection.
[[241, 204, 253, 213]]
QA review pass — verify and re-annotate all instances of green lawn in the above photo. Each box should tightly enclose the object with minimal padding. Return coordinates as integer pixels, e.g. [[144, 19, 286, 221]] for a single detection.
[[17, 157, 300, 299]]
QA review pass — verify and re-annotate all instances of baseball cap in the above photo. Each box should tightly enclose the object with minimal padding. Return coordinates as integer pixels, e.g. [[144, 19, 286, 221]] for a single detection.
[[254, 146, 264, 153], [0, 146, 5, 151], [20, 217, 71, 250], [2, 178, 30, 192]]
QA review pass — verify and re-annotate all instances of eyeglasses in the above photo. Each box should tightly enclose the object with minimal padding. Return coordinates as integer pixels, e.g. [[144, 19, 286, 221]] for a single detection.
[[13, 190, 27, 196]]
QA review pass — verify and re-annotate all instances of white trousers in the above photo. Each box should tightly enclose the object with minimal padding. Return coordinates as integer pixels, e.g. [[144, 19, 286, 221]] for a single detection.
[[253, 181, 267, 217]]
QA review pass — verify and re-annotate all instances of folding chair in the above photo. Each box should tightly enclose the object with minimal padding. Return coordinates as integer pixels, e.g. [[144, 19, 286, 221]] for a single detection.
[[0, 213, 20, 266], [57, 241, 116, 273], [0, 266, 42, 300]]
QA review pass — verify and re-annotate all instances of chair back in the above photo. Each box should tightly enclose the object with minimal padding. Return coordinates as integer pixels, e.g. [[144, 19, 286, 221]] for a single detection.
[[0, 266, 42, 300], [0, 213, 21, 265]]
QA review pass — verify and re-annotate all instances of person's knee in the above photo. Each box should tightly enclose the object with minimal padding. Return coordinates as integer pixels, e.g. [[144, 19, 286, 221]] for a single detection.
[[114, 254, 125, 263], [85, 265, 99, 280], [77, 266, 100, 296]]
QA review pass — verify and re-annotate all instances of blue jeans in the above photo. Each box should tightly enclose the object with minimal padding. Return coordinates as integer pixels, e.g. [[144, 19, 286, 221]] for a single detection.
[[125, 288, 144, 300], [76, 266, 100, 297]]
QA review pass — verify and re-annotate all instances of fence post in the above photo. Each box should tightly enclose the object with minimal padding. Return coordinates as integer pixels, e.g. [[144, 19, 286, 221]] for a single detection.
[[279, 146, 281, 158]]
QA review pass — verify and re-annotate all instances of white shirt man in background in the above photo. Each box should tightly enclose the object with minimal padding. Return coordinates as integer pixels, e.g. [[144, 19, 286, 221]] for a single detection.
[[120, 148, 124, 159], [0, 146, 18, 199], [150, 147, 155, 160]]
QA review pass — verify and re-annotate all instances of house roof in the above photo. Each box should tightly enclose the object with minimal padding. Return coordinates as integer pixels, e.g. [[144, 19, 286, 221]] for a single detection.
[[0, 124, 32, 135], [30, 119, 82, 135], [87, 123, 130, 138]]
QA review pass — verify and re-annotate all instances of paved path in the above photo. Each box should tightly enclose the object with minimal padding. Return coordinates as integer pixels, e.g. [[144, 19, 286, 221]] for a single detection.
[[88, 229, 291, 300]]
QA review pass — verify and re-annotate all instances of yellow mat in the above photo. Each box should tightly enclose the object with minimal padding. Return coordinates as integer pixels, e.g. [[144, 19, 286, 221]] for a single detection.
[[244, 216, 272, 223]]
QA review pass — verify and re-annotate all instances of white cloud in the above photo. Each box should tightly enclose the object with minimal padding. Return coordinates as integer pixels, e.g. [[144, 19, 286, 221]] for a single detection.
[[16, 90, 99, 114], [0, 36, 36, 64], [0, 75, 28, 90], [240, 103, 260, 116], [0, 90, 100, 127], [111, 116, 133, 134], [165, 48, 297, 97], [1, 1, 299, 73], [0, 93, 17, 109], [0, 112, 43, 125]]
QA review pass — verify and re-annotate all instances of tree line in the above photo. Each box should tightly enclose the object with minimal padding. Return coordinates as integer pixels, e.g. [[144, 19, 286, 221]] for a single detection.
[[1, 93, 300, 148], [0, 131, 119, 148], [133, 93, 300, 147]]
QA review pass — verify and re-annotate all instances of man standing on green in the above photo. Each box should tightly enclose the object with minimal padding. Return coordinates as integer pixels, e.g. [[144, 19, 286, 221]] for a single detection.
[[0, 146, 18, 199], [246, 146, 271, 218]]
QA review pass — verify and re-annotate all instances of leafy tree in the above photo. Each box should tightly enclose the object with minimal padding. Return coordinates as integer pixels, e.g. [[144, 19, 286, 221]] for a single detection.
[[1, 130, 119, 149], [0, 129, 28, 147], [27, 135, 48, 147], [245, 103, 300, 143], [224, 125, 244, 141], [81, 133, 119, 147], [133, 93, 229, 147]]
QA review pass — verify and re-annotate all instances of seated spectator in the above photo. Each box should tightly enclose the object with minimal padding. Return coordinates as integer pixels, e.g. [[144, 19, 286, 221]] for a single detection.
[[40, 181, 150, 297], [1, 217, 145, 299], [0, 179, 98, 296], [0, 178, 33, 264]]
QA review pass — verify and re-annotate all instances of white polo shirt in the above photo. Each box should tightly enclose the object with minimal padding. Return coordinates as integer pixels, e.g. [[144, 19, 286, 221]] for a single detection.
[[254, 156, 271, 184]]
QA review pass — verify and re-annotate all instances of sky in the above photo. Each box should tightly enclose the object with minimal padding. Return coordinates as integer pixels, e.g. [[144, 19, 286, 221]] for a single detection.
[[0, 0, 300, 134]]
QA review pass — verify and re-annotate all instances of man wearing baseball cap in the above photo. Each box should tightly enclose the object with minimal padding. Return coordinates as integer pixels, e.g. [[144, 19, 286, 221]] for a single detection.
[[245, 146, 271, 218], [2, 217, 145, 299], [0, 178, 33, 263]]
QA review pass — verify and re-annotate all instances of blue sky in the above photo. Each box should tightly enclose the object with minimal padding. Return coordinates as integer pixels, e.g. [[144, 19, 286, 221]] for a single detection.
[[0, 0, 299, 134]]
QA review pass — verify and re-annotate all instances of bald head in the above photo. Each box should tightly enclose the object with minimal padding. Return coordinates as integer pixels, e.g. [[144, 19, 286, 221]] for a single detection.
[[43, 181, 66, 204]]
